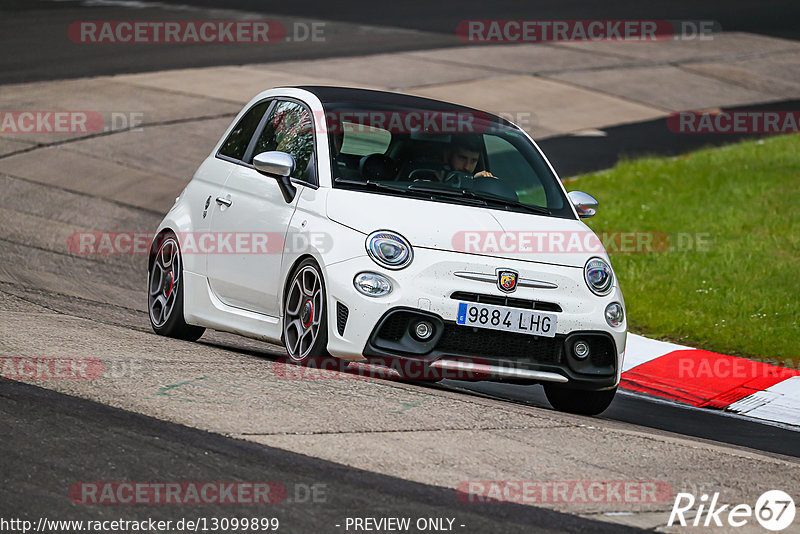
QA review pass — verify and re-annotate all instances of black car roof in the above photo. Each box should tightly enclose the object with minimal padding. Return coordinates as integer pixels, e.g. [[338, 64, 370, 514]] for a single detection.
[[292, 85, 507, 121]]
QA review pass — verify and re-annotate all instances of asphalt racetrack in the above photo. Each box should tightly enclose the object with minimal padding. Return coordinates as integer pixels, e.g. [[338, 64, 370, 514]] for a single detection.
[[1, 1, 799, 532]]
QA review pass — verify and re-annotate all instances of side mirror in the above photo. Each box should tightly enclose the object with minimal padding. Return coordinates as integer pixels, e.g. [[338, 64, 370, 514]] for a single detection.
[[253, 151, 294, 177], [253, 151, 297, 203], [568, 191, 599, 219]]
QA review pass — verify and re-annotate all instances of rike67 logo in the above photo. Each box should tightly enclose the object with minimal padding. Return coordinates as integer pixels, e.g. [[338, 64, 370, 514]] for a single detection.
[[668, 490, 795, 531]]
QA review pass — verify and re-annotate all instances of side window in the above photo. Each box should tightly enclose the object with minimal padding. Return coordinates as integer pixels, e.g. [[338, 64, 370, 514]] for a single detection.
[[337, 123, 392, 156], [250, 101, 316, 183], [218, 101, 271, 161], [484, 134, 546, 206]]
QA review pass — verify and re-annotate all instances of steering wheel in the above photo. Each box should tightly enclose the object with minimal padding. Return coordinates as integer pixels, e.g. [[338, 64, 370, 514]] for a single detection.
[[408, 168, 441, 182], [444, 171, 474, 189]]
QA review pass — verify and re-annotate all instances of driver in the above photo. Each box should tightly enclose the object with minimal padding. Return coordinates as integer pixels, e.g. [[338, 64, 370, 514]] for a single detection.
[[442, 137, 495, 179]]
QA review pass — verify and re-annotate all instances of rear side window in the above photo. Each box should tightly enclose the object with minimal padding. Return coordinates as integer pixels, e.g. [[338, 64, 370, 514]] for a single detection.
[[337, 123, 392, 156], [218, 101, 270, 161]]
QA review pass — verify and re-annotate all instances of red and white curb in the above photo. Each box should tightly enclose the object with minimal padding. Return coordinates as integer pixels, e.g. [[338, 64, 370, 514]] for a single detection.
[[621, 334, 800, 427]]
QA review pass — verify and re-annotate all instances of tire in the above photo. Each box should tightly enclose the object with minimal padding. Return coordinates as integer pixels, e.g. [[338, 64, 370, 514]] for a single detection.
[[543, 384, 617, 416], [148, 231, 205, 341], [283, 259, 329, 363]]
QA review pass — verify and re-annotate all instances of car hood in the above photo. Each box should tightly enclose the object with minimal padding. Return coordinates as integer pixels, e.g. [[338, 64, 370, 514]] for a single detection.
[[327, 189, 603, 268]]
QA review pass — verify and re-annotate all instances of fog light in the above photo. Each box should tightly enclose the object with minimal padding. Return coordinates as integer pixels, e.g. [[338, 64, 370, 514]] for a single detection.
[[414, 321, 434, 340], [573, 341, 590, 360], [353, 272, 392, 297], [605, 302, 624, 327]]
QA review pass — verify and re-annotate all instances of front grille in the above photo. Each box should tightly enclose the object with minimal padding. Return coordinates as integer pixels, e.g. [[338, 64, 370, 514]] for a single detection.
[[336, 301, 349, 335], [451, 291, 562, 313], [437, 324, 563, 364]]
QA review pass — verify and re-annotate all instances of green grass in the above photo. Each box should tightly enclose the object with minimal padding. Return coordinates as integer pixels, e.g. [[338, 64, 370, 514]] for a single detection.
[[566, 135, 800, 365]]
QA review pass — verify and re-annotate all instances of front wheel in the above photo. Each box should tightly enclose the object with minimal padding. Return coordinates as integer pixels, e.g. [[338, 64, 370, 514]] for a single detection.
[[283, 259, 329, 363], [148, 232, 205, 341], [543, 384, 617, 416]]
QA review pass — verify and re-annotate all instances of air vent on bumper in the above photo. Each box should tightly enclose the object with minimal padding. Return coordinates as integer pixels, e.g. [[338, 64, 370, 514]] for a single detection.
[[336, 301, 349, 335]]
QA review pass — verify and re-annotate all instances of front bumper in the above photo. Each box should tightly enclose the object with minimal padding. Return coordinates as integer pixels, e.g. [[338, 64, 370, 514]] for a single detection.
[[362, 307, 618, 389], [323, 247, 627, 388]]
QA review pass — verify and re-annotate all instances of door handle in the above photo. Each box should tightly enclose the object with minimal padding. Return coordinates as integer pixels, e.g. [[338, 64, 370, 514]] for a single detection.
[[215, 196, 232, 207]]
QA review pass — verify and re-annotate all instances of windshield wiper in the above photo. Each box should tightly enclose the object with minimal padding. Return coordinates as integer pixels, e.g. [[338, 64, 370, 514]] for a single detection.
[[335, 178, 488, 206], [334, 178, 407, 192], [406, 183, 464, 196], [463, 191, 551, 215], [408, 182, 551, 215]]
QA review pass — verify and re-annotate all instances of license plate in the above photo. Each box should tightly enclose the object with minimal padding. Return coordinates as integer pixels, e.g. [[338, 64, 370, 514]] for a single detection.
[[456, 302, 557, 337]]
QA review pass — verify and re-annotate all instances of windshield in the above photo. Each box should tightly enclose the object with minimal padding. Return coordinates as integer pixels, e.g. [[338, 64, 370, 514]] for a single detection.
[[325, 102, 574, 219]]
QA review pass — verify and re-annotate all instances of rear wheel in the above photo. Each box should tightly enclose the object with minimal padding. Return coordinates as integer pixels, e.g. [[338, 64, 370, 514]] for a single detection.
[[283, 259, 328, 363], [148, 232, 205, 341], [543, 384, 617, 416]]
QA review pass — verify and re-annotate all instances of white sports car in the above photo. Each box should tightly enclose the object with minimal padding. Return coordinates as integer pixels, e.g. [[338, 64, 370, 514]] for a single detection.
[[148, 86, 626, 415]]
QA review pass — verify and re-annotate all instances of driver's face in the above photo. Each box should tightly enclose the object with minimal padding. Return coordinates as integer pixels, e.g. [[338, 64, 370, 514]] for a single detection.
[[449, 148, 480, 173]]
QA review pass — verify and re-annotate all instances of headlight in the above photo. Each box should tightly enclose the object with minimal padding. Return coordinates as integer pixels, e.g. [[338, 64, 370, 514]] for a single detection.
[[584, 257, 613, 295], [366, 231, 413, 270], [605, 302, 624, 327], [354, 272, 393, 297]]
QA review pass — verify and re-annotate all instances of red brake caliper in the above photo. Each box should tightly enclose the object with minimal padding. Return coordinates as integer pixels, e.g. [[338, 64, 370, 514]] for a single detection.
[[164, 271, 174, 297], [301, 299, 314, 328]]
